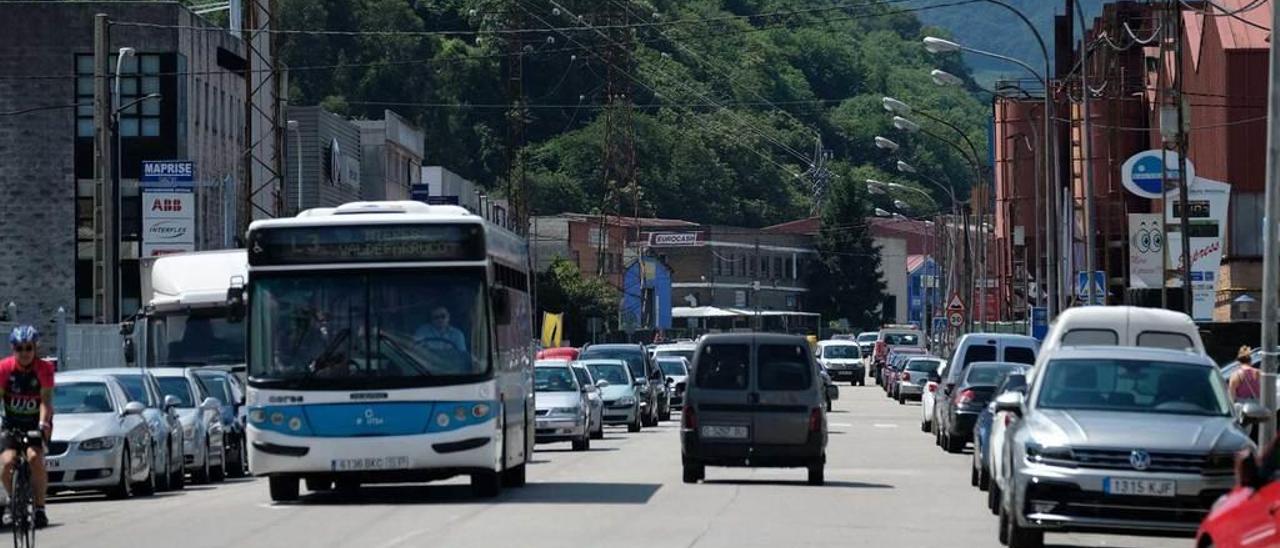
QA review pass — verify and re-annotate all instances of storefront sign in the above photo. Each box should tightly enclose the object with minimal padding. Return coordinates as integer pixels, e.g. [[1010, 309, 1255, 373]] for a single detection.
[[141, 161, 197, 257], [141, 160, 194, 190], [647, 232, 704, 247], [1164, 177, 1230, 321], [1127, 213, 1163, 289], [1121, 150, 1195, 199]]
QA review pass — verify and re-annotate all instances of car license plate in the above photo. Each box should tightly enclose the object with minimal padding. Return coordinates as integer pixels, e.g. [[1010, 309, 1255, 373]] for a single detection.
[[700, 425, 748, 439], [331, 456, 410, 472], [43, 458, 59, 470], [1104, 477, 1176, 497]]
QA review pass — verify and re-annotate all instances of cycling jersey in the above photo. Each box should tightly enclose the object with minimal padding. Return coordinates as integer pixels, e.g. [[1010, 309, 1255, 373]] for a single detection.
[[0, 356, 54, 431]]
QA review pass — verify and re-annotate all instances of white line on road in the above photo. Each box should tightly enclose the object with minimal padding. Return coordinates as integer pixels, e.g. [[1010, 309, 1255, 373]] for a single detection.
[[873, 423, 899, 428]]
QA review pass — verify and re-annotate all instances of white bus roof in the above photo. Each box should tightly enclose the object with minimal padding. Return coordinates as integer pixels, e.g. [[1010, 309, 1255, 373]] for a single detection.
[[249, 201, 478, 230]]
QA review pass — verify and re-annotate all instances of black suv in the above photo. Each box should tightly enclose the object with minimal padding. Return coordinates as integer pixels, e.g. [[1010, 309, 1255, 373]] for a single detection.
[[580, 343, 664, 426]]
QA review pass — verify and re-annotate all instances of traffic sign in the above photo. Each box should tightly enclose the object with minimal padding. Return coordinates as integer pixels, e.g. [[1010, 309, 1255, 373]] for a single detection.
[[948, 311, 965, 328], [1076, 270, 1106, 305], [946, 292, 966, 311]]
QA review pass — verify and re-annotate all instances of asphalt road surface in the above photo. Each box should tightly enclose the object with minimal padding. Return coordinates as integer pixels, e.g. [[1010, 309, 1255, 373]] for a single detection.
[[40, 386, 1178, 548]]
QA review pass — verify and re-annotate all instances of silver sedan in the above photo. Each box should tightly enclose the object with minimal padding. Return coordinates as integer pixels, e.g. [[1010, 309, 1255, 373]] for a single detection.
[[46, 373, 154, 498]]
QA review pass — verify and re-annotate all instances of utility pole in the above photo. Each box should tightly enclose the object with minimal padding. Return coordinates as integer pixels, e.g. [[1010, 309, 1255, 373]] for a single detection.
[[92, 13, 116, 325], [1174, 0, 1193, 314], [1257, 0, 1280, 447], [599, 2, 636, 287], [505, 0, 528, 234], [1077, 0, 1097, 307]]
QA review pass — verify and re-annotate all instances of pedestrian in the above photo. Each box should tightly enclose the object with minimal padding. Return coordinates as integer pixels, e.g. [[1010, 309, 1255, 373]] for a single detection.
[[1229, 345, 1261, 404]]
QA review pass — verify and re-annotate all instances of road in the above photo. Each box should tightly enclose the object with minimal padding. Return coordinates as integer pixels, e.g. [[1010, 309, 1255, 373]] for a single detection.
[[42, 386, 1177, 548]]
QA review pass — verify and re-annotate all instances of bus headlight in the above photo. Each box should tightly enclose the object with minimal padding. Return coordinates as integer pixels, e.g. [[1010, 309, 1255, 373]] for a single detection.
[[471, 403, 490, 418], [248, 409, 266, 424], [436, 413, 450, 428], [288, 417, 303, 432]]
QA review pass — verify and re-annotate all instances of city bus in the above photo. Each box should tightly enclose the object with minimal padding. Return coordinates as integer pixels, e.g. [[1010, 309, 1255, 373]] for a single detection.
[[232, 201, 535, 501]]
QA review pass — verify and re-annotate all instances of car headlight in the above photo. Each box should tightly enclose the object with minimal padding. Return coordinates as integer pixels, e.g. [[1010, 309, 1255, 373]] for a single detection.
[[79, 437, 117, 451], [183, 423, 196, 439], [1025, 442, 1075, 465], [618, 396, 637, 406], [550, 407, 581, 416]]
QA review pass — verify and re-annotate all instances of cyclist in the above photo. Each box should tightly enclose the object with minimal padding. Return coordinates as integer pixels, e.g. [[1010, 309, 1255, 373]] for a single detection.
[[0, 326, 53, 528]]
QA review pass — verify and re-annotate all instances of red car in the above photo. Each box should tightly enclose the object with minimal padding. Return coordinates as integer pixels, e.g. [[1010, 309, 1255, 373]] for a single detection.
[[1197, 448, 1280, 548]]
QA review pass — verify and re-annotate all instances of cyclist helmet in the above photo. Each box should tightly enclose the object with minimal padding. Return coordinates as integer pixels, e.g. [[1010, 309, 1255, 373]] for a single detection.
[[8, 325, 39, 347]]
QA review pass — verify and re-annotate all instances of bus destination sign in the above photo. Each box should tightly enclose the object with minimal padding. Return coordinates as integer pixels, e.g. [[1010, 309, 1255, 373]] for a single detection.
[[249, 224, 486, 265]]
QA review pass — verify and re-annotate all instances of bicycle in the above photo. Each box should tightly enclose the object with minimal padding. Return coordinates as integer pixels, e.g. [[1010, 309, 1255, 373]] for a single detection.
[[6, 428, 42, 548]]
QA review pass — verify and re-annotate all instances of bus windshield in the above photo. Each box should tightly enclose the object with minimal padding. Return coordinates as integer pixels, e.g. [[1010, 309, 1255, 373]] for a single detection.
[[150, 310, 246, 367], [249, 270, 491, 388]]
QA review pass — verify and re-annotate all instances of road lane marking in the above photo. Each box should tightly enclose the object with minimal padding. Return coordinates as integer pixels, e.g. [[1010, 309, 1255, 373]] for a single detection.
[[873, 423, 899, 428]]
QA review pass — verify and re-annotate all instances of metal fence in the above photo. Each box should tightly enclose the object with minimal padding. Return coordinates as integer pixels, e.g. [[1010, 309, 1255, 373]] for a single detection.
[[0, 307, 127, 370]]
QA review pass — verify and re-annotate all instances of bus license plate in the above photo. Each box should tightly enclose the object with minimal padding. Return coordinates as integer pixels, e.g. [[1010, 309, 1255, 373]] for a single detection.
[[700, 425, 748, 439], [331, 456, 410, 472], [1105, 478, 1176, 497]]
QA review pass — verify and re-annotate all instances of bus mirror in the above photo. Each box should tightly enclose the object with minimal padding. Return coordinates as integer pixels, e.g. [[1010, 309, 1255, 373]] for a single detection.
[[119, 320, 134, 336], [492, 287, 511, 324], [122, 337, 136, 364], [227, 287, 246, 323]]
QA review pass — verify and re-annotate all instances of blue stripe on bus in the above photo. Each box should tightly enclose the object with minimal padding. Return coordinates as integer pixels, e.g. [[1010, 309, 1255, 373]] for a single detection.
[[249, 401, 496, 437]]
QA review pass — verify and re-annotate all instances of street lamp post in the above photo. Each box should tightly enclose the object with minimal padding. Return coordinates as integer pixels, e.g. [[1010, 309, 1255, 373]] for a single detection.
[[112, 47, 135, 322], [287, 120, 302, 213]]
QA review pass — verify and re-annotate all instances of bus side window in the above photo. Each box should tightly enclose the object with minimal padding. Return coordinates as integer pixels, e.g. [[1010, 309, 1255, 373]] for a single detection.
[[493, 287, 512, 325]]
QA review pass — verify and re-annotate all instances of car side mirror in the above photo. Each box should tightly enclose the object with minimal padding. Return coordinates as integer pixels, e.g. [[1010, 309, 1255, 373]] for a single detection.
[[163, 395, 181, 411], [201, 397, 222, 411], [122, 337, 136, 364], [119, 320, 135, 336], [1238, 401, 1271, 425], [666, 376, 674, 385], [994, 391, 1025, 417], [122, 401, 146, 416], [226, 285, 246, 323], [943, 382, 955, 396], [595, 379, 609, 389]]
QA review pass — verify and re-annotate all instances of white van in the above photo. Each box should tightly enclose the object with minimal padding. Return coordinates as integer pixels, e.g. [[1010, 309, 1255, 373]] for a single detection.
[[942, 333, 1039, 389], [1037, 306, 1205, 367]]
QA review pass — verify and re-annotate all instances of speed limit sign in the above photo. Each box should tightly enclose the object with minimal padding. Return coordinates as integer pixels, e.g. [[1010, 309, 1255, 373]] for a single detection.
[[948, 311, 965, 328]]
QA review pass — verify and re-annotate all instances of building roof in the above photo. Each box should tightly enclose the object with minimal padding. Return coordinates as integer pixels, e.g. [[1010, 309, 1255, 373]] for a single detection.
[[542, 213, 699, 229], [1197, 0, 1271, 52], [762, 216, 820, 235], [906, 254, 933, 274]]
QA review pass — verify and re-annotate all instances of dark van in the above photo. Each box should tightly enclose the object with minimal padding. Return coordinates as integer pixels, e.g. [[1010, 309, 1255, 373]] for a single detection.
[[680, 334, 828, 485]]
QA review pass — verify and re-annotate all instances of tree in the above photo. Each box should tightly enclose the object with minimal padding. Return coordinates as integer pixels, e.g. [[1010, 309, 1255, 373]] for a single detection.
[[806, 171, 887, 330], [535, 258, 619, 345]]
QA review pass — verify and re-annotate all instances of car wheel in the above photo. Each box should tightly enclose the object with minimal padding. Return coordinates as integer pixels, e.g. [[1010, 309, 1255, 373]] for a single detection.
[[807, 461, 825, 486], [682, 463, 704, 484], [470, 470, 502, 498], [572, 432, 590, 451], [849, 379, 857, 387], [1005, 507, 1044, 548], [502, 462, 527, 488], [170, 446, 185, 490], [660, 409, 672, 422], [970, 461, 979, 487], [193, 442, 212, 484], [269, 476, 299, 502], [920, 419, 930, 433], [825, 396, 832, 412], [137, 447, 157, 496], [228, 437, 247, 478], [945, 432, 963, 454], [156, 443, 171, 492], [210, 440, 226, 482], [106, 448, 132, 500], [628, 413, 642, 433], [591, 420, 604, 440], [979, 465, 990, 492], [997, 500, 1011, 546], [988, 483, 1001, 515]]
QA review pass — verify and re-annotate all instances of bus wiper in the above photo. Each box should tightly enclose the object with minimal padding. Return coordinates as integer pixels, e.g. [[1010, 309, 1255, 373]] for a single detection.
[[376, 331, 433, 376], [307, 327, 352, 376]]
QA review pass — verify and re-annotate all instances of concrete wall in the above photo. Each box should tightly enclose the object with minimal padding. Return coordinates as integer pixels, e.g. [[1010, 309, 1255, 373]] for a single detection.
[[876, 237, 909, 324]]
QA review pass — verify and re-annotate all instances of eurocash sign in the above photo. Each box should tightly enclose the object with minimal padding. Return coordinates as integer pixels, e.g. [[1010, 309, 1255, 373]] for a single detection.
[[141, 160, 196, 257], [1120, 150, 1195, 199], [1163, 176, 1231, 321]]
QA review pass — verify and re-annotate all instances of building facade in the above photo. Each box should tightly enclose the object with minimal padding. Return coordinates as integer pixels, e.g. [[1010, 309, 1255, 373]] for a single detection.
[[356, 110, 424, 202], [283, 106, 362, 215]]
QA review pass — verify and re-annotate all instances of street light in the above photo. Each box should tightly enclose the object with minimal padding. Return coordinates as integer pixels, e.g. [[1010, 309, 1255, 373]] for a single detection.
[[923, 36, 961, 54], [874, 207, 892, 217], [882, 96, 912, 116], [896, 160, 916, 174], [866, 180, 887, 194], [111, 46, 136, 323], [874, 136, 900, 152], [893, 199, 912, 211], [930, 69, 965, 88], [892, 116, 921, 134]]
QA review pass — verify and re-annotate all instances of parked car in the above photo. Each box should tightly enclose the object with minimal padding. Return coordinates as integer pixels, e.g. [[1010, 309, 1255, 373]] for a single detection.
[[568, 361, 605, 440], [580, 359, 640, 432], [921, 360, 949, 433], [970, 364, 1029, 490], [533, 362, 592, 451], [580, 343, 664, 426], [816, 362, 838, 412], [150, 367, 227, 483], [897, 357, 945, 404], [937, 361, 1025, 453], [943, 333, 1038, 390], [97, 368, 186, 491], [46, 372, 154, 498], [656, 356, 691, 408], [193, 368, 249, 477], [816, 340, 865, 386], [873, 327, 924, 385], [653, 342, 697, 364], [1036, 306, 1204, 367], [682, 334, 828, 485], [885, 348, 928, 398], [996, 347, 1264, 547], [1196, 446, 1280, 548], [857, 331, 878, 371], [984, 370, 1030, 515]]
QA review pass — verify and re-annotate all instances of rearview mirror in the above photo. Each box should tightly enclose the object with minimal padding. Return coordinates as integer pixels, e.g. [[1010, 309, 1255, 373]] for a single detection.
[[226, 286, 246, 323], [200, 397, 222, 411], [163, 395, 181, 411], [119, 321, 134, 336], [994, 391, 1025, 416], [122, 401, 146, 416]]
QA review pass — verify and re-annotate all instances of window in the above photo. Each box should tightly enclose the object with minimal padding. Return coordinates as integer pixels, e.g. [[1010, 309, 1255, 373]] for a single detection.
[[758, 344, 812, 390], [1137, 331, 1196, 352], [75, 53, 162, 138], [1004, 346, 1036, 365], [962, 344, 997, 366], [695, 343, 749, 390], [1061, 329, 1118, 346], [773, 257, 782, 279]]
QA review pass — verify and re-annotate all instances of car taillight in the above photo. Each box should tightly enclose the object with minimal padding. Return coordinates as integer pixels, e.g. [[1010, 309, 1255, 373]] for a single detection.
[[808, 408, 823, 432], [956, 389, 976, 404], [874, 342, 886, 359], [927, 382, 937, 393], [901, 372, 911, 382], [682, 405, 697, 430], [1002, 414, 1014, 427]]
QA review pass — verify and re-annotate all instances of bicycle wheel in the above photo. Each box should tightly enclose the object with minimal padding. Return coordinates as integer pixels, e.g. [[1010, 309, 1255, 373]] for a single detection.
[[12, 462, 32, 548]]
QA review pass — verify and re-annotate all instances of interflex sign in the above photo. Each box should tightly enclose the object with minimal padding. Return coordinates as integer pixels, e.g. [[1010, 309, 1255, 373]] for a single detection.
[[647, 232, 704, 247], [141, 160, 197, 257]]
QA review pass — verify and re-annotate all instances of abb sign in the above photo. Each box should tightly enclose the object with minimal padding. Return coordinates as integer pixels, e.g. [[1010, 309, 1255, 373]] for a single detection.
[[150, 197, 186, 213], [142, 187, 195, 257]]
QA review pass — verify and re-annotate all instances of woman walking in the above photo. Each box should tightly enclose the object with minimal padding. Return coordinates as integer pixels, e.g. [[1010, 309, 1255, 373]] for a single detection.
[[1229, 346, 1262, 441]]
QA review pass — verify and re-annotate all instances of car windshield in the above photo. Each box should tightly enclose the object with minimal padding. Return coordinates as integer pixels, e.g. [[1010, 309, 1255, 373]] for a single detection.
[[857, 333, 878, 343], [655, 349, 694, 363], [823, 345, 860, 359], [54, 382, 115, 414], [906, 359, 942, 372], [1037, 358, 1231, 416], [149, 310, 246, 367], [110, 374, 152, 407], [196, 373, 233, 405], [249, 270, 491, 388], [156, 377, 196, 408], [580, 347, 646, 380], [571, 366, 593, 387], [658, 359, 688, 377], [883, 333, 919, 345], [535, 367, 577, 392], [965, 363, 1021, 385], [584, 363, 629, 386]]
